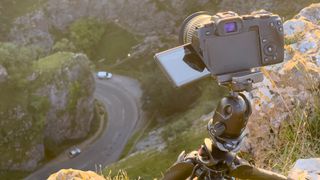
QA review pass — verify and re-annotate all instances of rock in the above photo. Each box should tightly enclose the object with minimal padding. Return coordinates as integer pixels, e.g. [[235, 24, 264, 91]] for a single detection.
[[36, 52, 95, 149], [48, 169, 106, 180], [297, 3, 320, 24], [246, 3, 320, 167], [0, 52, 95, 171], [8, 0, 316, 54], [135, 128, 166, 152], [9, 0, 180, 52], [0, 65, 8, 83], [289, 158, 320, 180]]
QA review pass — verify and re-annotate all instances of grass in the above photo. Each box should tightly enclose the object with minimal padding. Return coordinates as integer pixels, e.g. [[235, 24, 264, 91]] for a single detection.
[[119, 131, 144, 159], [265, 97, 320, 174], [94, 23, 141, 68], [0, 170, 30, 180], [34, 52, 73, 74], [284, 32, 305, 45], [104, 80, 225, 179]]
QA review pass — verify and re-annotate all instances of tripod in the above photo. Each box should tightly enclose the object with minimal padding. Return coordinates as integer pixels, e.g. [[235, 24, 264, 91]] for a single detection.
[[163, 71, 289, 180]]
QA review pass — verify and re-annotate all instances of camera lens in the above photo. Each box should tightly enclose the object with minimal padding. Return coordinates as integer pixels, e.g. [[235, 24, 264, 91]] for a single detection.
[[224, 22, 237, 33], [179, 12, 212, 44]]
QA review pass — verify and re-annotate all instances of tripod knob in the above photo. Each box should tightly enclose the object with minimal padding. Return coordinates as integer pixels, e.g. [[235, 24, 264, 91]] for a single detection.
[[211, 122, 226, 136], [208, 93, 252, 152]]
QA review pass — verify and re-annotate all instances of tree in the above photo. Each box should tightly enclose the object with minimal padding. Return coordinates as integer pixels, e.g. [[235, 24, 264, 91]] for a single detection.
[[68, 18, 106, 56]]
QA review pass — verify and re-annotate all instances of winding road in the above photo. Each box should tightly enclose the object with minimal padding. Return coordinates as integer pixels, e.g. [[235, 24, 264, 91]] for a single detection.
[[25, 75, 142, 180]]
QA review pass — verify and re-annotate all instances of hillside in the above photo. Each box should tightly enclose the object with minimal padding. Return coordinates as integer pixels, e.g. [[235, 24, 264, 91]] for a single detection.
[[0, 0, 319, 179], [103, 3, 320, 179], [0, 47, 95, 177]]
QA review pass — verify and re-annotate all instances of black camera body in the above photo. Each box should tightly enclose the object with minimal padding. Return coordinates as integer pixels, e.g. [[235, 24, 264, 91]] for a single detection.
[[155, 11, 284, 87], [184, 11, 284, 75]]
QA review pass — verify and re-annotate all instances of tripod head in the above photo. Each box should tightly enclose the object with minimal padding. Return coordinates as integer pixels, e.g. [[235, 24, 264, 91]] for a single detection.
[[208, 70, 263, 153]]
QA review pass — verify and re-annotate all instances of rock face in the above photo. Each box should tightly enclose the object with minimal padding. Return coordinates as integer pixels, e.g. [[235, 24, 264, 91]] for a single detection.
[[35, 52, 95, 149], [48, 169, 105, 180], [245, 3, 320, 168], [9, 0, 314, 53], [0, 51, 95, 171], [9, 0, 180, 53], [289, 158, 320, 180]]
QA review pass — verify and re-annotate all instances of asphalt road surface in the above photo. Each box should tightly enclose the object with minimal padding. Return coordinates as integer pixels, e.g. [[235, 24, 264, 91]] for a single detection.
[[25, 75, 141, 180]]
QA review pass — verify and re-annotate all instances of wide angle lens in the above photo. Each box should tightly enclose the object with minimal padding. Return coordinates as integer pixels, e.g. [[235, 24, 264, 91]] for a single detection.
[[179, 11, 212, 45]]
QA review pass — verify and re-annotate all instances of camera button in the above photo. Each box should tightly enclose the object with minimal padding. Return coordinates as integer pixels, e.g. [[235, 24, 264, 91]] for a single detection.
[[277, 21, 282, 25], [270, 22, 275, 27], [273, 56, 277, 60], [264, 44, 276, 55], [278, 27, 283, 32], [264, 57, 270, 62], [262, 39, 267, 43]]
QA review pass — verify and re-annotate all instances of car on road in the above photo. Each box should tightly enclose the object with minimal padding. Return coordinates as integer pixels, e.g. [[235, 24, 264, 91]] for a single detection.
[[68, 147, 81, 158], [96, 71, 113, 79]]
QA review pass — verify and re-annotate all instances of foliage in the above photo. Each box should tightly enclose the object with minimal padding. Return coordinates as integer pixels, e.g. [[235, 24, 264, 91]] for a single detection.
[[105, 80, 225, 179], [34, 52, 73, 74], [93, 23, 140, 66], [0, 43, 48, 167], [265, 96, 320, 174], [69, 18, 106, 57], [68, 81, 84, 112], [284, 32, 304, 45], [105, 170, 130, 180], [0, 0, 47, 40], [142, 64, 203, 117], [0, 43, 35, 88], [52, 38, 76, 53]]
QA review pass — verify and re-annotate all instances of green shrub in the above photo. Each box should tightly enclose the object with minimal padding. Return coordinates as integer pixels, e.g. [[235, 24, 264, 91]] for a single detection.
[[69, 18, 105, 56], [52, 38, 76, 53]]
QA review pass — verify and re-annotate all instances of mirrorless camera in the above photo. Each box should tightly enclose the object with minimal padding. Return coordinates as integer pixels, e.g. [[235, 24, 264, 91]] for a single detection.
[[155, 11, 284, 87]]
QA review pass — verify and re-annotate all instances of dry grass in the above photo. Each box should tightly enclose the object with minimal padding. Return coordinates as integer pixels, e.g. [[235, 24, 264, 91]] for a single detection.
[[251, 48, 320, 174], [104, 170, 131, 180]]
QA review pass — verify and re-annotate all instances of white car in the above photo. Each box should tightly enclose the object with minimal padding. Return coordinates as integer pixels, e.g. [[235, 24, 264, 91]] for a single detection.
[[68, 147, 81, 158], [96, 71, 113, 79]]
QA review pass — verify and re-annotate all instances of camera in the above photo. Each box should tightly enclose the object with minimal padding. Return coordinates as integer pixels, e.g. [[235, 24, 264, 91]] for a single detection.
[[155, 11, 284, 87]]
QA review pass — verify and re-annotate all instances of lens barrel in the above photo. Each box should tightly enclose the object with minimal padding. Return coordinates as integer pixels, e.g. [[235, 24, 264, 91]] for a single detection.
[[179, 11, 212, 44]]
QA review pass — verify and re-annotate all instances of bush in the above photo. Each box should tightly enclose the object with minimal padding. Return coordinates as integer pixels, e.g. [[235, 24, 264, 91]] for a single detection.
[[52, 38, 76, 53], [69, 18, 105, 57]]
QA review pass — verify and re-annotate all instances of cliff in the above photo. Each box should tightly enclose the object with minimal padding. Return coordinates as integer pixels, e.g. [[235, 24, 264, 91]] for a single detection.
[[246, 3, 320, 170], [8, 0, 318, 53], [0, 49, 95, 171], [103, 3, 320, 179]]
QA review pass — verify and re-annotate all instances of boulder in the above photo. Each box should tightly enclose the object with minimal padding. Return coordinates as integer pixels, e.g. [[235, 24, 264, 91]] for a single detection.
[[244, 3, 320, 168], [0, 52, 95, 171], [35, 52, 95, 150], [289, 158, 320, 180], [48, 169, 106, 180]]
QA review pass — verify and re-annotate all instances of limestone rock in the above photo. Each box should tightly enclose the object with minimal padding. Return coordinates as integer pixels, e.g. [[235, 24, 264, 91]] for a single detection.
[[289, 158, 320, 180], [135, 128, 166, 152], [36, 53, 95, 149], [245, 3, 320, 167], [0, 52, 95, 171], [48, 169, 106, 180]]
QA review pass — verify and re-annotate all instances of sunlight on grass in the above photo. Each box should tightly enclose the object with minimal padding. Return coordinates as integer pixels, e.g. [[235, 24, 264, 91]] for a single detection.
[[94, 23, 141, 67], [34, 52, 73, 73]]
